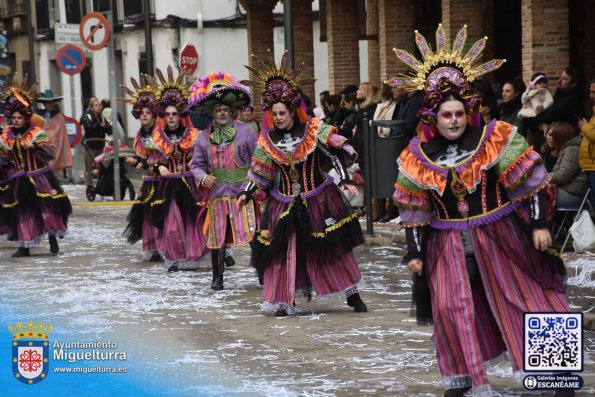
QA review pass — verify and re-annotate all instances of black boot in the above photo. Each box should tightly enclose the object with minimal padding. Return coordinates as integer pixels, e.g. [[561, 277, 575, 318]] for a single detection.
[[49, 235, 59, 255], [346, 293, 368, 312], [149, 252, 162, 262], [224, 254, 235, 267], [12, 247, 30, 258], [444, 386, 471, 397], [210, 249, 224, 291], [275, 308, 288, 317]]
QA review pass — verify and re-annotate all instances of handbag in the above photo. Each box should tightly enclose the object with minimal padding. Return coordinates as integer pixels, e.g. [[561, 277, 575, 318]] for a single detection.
[[569, 210, 595, 253]]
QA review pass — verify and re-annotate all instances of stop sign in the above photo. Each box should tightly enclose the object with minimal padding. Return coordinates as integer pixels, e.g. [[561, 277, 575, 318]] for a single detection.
[[180, 44, 199, 75]]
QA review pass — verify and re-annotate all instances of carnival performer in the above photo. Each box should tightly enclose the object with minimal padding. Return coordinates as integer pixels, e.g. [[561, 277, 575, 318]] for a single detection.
[[237, 51, 367, 316], [0, 74, 72, 257], [390, 25, 571, 397], [188, 72, 257, 290], [151, 66, 207, 271], [120, 74, 164, 262], [37, 89, 73, 175]]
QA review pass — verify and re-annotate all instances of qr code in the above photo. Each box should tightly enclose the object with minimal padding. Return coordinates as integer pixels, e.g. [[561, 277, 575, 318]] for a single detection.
[[524, 313, 582, 371]]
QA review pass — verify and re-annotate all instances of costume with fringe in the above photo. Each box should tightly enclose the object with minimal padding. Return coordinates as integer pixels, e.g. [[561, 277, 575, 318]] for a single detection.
[[151, 121, 208, 270], [0, 124, 72, 246], [394, 120, 570, 393], [247, 118, 364, 313], [123, 125, 164, 258], [190, 121, 257, 248], [388, 25, 570, 396]]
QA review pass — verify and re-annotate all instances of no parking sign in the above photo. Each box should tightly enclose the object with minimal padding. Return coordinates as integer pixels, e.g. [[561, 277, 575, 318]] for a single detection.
[[56, 45, 86, 75]]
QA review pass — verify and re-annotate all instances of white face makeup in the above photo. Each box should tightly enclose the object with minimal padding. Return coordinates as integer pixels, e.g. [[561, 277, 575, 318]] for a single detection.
[[271, 103, 295, 130], [436, 100, 467, 141], [164, 105, 180, 130]]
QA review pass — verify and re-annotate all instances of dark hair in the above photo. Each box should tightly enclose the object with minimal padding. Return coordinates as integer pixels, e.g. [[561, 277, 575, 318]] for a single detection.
[[341, 84, 358, 95], [530, 72, 548, 85], [380, 83, 393, 101], [564, 66, 581, 84], [343, 92, 357, 105], [503, 79, 526, 97], [327, 94, 341, 109]]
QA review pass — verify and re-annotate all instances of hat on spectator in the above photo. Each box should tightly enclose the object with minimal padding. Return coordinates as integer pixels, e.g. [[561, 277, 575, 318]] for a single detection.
[[37, 89, 63, 102]]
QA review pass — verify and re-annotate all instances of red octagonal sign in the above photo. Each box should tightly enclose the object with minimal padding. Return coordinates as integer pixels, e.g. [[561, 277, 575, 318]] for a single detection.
[[179, 44, 199, 76]]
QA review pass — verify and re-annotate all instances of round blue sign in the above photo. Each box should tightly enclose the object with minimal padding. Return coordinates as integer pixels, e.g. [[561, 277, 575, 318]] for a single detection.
[[56, 45, 86, 75]]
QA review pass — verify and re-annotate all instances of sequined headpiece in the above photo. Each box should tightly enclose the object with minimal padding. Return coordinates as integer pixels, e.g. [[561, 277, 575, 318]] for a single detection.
[[1, 73, 41, 120], [241, 50, 315, 111], [187, 72, 251, 114], [119, 74, 158, 119], [386, 24, 505, 141], [153, 65, 194, 118], [386, 24, 505, 92]]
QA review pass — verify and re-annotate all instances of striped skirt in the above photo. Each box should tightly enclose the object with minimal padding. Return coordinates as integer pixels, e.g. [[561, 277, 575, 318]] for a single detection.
[[425, 214, 570, 393], [259, 184, 364, 311]]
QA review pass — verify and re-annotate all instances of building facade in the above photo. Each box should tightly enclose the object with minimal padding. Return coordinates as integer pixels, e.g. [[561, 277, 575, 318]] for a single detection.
[[1, 0, 593, 133]]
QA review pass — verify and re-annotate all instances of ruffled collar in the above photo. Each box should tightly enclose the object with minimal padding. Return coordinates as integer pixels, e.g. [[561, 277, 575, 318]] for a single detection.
[[399, 120, 514, 194], [258, 119, 320, 164]]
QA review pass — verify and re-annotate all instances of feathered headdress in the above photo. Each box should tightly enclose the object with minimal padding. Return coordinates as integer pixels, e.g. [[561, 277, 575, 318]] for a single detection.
[[241, 50, 315, 111], [386, 24, 505, 141], [1, 73, 41, 120], [118, 74, 158, 119], [187, 72, 251, 114], [153, 65, 194, 117]]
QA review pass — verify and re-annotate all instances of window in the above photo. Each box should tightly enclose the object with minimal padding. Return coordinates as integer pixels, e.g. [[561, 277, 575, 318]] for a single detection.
[[36, 0, 56, 33], [123, 0, 142, 23], [65, 0, 83, 23]]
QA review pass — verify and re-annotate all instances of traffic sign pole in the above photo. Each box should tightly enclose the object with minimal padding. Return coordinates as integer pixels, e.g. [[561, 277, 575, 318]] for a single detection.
[[70, 75, 81, 183], [105, 10, 121, 201]]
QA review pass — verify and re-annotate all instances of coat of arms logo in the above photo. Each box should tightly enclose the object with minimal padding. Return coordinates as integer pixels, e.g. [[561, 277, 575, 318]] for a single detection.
[[8, 321, 52, 384]]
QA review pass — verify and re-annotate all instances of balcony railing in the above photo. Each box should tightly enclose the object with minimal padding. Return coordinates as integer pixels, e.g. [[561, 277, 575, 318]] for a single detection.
[[0, 0, 26, 19]]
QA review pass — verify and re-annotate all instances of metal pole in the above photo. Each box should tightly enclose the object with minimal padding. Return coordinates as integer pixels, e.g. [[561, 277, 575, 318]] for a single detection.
[[106, 9, 121, 200], [283, 0, 294, 68], [362, 112, 373, 236], [70, 75, 81, 183], [143, 0, 153, 74], [25, 0, 36, 81]]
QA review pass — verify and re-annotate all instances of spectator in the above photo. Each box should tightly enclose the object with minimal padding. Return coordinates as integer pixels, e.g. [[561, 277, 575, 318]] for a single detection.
[[339, 84, 359, 122], [519, 73, 554, 119], [498, 79, 526, 136], [540, 127, 558, 172], [578, 78, 595, 208], [37, 89, 73, 175], [313, 90, 331, 119], [80, 97, 110, 190], [323, 94, 342, 127], [352, 82, 379, 170], [101, 98, 124, 129], [237, 105, 260, 136], [390, 90, 424, 140], [548, 122, 588, 206], [536, 66, 584, 126], [338, 92, 357, 139], [372, 84, 402, 222], [473, 78, 498, 124]]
